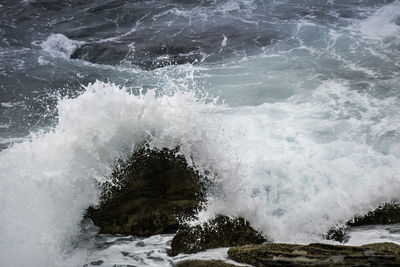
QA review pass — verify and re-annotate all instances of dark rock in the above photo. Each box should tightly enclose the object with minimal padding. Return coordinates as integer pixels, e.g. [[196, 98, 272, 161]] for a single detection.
[[228, 242, 400, 266], [175, 260, 238, 267], [131, 45, 203, 70], [325, 227, 349, 243], [86, 146, 206, 236], [70, 42, 130, 66], [349, 203, 400, 226], [169, 215, 265, 256], [89, 260, 104, 266], [70, 42, 203, 70]]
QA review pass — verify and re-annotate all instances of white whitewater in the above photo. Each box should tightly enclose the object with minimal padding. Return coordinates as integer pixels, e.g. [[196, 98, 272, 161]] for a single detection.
[[0, 78, 399, 266], [0, 82, 215, 266]]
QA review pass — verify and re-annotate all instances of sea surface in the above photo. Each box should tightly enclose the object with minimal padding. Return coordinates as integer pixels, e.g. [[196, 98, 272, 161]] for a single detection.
[[1, 0, 400, 266]]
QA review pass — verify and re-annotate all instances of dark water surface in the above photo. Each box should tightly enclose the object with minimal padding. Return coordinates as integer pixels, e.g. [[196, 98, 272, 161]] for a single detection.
[[1, 0, 399, 145]]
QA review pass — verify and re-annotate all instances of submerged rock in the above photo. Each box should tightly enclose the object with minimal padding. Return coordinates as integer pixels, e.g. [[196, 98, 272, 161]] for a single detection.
[[70, 43, 129, 66], [169, 215, 265, 256], [228, 242, 400, 266], [86, 146, 206, 236], [70, 42, 202, 70]]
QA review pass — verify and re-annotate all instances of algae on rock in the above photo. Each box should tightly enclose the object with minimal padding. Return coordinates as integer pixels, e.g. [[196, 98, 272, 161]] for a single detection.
[[169, 215, 265, 256], [349, 203, 400, 226], [87, 146, 206, 236]]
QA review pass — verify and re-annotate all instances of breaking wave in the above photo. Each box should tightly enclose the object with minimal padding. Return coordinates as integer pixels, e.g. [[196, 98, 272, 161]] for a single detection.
[[1, 79, 400, 265]]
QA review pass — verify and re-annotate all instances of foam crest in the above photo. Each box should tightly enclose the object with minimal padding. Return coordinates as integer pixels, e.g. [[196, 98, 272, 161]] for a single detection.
[[0, 81, 213, 266], [1, 79, 400, 265], [200, 81, 400, 243], [359, 2, 400, 42], [39, 34, 84, 58]]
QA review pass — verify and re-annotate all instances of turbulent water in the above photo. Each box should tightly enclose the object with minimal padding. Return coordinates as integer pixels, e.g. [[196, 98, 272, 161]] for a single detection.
[[1, 0, 400, 266]]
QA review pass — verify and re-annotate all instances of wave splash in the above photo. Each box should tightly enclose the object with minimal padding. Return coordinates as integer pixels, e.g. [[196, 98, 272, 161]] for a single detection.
[[0, 82, 214, 266], [39, 33, 85, 58], [359, 2, 400, 43], [0, 80, 400, 265]]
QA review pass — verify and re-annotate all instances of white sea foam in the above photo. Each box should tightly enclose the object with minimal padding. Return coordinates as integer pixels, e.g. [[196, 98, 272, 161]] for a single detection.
[[359, 2, 400, 42], [346, 223, 400, 246], [85, 234, 245, 267], [39, 34, 85, 58], [85, 235, 174, 266], [0, 82, 214, 266], [196, 81, 400, 243], [0, 80, 400, 265]]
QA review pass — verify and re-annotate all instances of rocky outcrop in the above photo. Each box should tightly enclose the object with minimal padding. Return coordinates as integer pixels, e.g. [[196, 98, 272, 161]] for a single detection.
[[86, 146, 206, 236], [228, 242, 400, 266], [169, 215, 265, 256]]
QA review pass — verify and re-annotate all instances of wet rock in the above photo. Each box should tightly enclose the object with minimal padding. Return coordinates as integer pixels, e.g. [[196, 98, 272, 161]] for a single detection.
[[325, 227, 349, 243], [361, 242, 400, 259], [131, 45, 203, 70], [349, 203, 400, 226], [175, 260, 238, 267], [70, 42, 130, 66], [70, 42, 202, 70], [327, 203, 400, 242], [86, 146, 206, 236], [89, 260, 103, 266], [228, 242, 400, 266], [169, 215, 265, 256]]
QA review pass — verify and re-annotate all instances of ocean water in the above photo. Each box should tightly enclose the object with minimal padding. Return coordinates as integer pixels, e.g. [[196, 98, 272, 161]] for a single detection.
[[1, 0, 400, 266]]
